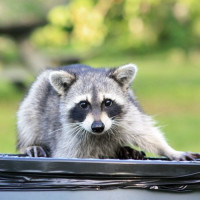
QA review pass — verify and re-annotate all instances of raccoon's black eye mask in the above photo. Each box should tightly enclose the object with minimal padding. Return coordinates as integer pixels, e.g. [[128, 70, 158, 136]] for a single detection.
[[102, 100, 123, 119], [69, 97, 123, 122], [69, 101, 91, 122]]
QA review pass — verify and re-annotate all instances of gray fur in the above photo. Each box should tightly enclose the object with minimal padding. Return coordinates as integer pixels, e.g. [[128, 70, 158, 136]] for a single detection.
[[17, 63, 186, 160]]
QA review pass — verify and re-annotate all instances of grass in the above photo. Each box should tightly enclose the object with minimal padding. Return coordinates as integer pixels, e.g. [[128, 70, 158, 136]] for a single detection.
[[0, 51, 199, 154], [0, 81, 23, 153], [0, 101, 19, 153]]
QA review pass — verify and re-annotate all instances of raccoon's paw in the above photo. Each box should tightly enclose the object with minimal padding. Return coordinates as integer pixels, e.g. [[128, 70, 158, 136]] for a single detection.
[[26, 146, 48, 157], [116, 146, 146, 160], [168, 151, 197, 161], [190, 153, 200, 159]]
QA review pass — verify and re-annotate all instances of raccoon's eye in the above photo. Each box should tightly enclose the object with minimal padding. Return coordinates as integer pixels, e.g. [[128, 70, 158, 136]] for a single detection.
[[104, 99, 113, 107], [79, 101, 89, 109]]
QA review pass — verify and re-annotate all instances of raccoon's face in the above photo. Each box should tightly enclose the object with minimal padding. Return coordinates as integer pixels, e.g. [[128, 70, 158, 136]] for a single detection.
[[49, 64, 137, 135], [65, 90, 124, 135]]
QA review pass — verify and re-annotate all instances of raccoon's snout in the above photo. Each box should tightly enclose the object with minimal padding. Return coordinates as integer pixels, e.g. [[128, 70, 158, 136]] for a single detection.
[[91, 121, 105, 133]]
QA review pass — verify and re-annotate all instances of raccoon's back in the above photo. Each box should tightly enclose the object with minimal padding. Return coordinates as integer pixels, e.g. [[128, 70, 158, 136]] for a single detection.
[[57, 64, 108, 76], [17, 70, 61, 153]]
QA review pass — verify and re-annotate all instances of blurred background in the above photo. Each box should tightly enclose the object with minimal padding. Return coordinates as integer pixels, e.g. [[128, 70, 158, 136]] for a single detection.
[[0, 0, 199, 154]]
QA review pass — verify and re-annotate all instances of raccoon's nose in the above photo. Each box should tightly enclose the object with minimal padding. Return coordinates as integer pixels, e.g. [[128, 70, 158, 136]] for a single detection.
[[91, 121, 105, 133]]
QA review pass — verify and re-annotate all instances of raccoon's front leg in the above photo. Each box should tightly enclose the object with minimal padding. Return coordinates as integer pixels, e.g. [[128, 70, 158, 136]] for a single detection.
[[133, 129, 195, 161], [124, 119, 195, 161]]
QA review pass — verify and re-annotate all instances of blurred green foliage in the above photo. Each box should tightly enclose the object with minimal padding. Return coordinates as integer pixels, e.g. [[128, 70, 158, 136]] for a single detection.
[[30, 0, 200, 52], [0, 0, 46, 26], [0, 37, 19, 64], [31, 0, 106, 49]]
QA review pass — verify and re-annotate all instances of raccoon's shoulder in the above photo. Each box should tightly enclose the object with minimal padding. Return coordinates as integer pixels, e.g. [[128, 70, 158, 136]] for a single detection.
[[127, 90, 144, 112], [27, 70, 58, 99]]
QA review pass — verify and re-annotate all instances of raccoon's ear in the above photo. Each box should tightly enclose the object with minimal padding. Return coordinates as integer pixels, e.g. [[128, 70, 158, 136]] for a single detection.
[[49, 70, 76, 95], [110, 63, 137, 88]]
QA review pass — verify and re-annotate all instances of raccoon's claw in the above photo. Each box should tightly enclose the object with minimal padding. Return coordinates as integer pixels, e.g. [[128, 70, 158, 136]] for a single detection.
[[179, 152, 195, 161], [117, 146, 146, 160], [178, 152, 200, 161], [169, 151, 200, 161], [190, 153, 200, 159], [26, 146, 47, 157]]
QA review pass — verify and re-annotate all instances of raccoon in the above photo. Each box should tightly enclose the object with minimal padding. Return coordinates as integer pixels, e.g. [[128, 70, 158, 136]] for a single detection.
[[17, 64, 193, 160]]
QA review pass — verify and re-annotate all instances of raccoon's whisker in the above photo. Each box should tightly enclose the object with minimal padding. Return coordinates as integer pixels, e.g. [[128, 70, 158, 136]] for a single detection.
[[109, 128, 114, 135], [62, 122, 82, 131], [66, 127, 84, 146], [106, 130, 112, 141], [112, 118, 126, 123], [110, 115, 124, 120], [111, 121, 122, 128], [112, 122, 131, 132], [114, 118, 143, 124], [62, 126, 80, 135], [70, 125, 83, 132], [111, 122, 132, 135], [67, 122, 83, 126], [73, 126, 85, 136], [46, 127, 66, 135], [110, 127, 119, 136], [110, 124, 118, 130], [60, 126, 84, 147], [69, 126, 83, 135], [62, 123, 82, 129], [112, 122, 146, 137], [78, 122, 91, 135], [72, 125, 87, 137]]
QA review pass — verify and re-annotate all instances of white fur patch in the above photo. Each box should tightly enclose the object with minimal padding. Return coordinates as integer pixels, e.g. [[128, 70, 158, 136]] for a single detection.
[[65, 94, 92, 110], [81, 113, 94, 132], [101, 112, 112, 132], [98, 92, 125, 105], [73, 94, 92, 104]]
